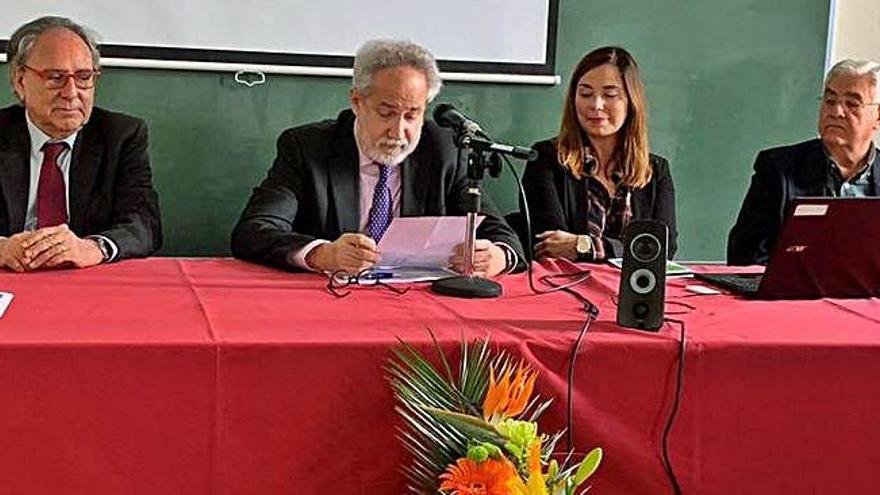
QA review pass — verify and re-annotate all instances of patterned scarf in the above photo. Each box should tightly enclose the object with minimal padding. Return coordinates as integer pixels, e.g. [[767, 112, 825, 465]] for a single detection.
[[582, 149, 632, 260]]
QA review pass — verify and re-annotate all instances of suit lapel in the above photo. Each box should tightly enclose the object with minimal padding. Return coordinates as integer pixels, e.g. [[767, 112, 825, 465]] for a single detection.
[[799, 139, 831, 195], [400, 148, 431, 216], [870, 146, 880, 195], [0, 116, 31, 233], [327, 117, 360, 234], [67, 124, 103, 232]]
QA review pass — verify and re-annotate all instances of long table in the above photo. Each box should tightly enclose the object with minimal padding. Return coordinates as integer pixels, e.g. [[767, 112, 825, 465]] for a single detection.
[[0, 258, 878, 494]]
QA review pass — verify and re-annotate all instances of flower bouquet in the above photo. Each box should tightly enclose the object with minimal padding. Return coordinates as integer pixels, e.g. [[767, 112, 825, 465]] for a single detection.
[[388, 336, 602, 494]]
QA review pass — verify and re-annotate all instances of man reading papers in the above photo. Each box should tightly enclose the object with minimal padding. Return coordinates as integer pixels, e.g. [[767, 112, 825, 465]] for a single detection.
[[232, 39, 523, 276]]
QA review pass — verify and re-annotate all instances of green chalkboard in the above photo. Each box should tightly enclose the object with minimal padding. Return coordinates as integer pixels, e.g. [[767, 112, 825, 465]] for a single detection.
[[0, 0, 830, 259]]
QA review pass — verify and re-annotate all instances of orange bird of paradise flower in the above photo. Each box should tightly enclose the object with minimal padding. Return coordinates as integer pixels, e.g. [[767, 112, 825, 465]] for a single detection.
[[483, 361, 538, 423], [439, 457, 520, 495]]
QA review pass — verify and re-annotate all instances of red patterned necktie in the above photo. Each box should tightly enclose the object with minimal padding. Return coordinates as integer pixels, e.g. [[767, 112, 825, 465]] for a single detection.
[[36, 141, 69, 228]]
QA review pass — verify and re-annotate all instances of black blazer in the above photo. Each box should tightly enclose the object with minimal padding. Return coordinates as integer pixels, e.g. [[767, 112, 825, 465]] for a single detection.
[[728, 138, 880, 265], [522, 138, 678, 259], [0, 105, 162, 259], [231, 109, 525, 270]]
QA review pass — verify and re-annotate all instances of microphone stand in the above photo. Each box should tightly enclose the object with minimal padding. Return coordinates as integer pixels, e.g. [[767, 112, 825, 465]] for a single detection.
[[431, 133, 504, 298]]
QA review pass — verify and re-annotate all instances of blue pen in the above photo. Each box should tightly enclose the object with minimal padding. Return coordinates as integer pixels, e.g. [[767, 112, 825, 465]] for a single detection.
[[362, 271, 394, 280]]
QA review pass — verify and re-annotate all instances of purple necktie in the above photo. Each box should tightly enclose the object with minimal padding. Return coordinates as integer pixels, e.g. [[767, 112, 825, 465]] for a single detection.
[[37, 141, 69, 229], [365, 164, 393, 242]]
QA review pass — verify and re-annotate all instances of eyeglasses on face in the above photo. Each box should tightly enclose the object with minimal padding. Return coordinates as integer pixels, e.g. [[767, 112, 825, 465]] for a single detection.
[[819, 94, 880, 114], [21, 64, 100, 89]]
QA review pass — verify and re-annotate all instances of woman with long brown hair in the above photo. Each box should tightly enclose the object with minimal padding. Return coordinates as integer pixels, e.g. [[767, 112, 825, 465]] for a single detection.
[[523, 46, 677, 261]]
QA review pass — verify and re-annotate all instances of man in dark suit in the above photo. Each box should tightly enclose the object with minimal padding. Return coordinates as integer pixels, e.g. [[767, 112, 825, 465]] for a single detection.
[[728, 58, 880, 265], [232, 39, 523, 276], [0, 16, 161, 272]]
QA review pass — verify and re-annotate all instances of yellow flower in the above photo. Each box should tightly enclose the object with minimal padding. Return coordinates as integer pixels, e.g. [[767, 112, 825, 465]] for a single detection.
[[439, 457, 520, 495], [509, 440, 547, 495], [483, 361, 538, 423]]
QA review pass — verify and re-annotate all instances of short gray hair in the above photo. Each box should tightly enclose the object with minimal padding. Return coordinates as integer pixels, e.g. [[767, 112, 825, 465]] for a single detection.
[[352, 39, 442, 102], [7, 16, 101, 85], [825, 58, 880, 98]]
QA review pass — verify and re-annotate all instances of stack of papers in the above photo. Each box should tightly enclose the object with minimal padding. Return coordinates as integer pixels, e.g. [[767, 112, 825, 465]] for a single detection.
[[0, 292, 13, 318], [364, 216, 483, 283]]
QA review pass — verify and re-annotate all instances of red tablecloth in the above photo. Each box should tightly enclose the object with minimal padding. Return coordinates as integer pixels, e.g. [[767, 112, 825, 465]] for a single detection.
[[0, 258, 878, 494]]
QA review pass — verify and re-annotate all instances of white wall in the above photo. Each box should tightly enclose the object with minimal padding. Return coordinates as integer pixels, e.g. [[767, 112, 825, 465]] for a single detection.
[[830, 0, 880, 65]]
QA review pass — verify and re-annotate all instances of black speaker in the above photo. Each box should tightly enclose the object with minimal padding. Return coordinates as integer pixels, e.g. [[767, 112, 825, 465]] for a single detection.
[[616, 220, 668, 331]]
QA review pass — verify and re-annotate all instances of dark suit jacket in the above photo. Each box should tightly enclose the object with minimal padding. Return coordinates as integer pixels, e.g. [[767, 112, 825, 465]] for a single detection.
[[728, 138, 880, 265], [0, 105, 161, 259], [522, 138, 678, 259], [231, 109, 524, 270]]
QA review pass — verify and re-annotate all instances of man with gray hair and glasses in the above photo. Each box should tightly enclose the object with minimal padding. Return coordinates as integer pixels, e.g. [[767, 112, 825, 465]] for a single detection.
[[728, 58, 880, 265], [0, 16, 161, 272], [232, 39, 523, 276]]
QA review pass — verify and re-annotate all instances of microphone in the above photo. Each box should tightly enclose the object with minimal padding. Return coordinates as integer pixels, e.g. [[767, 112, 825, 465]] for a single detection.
[[469, 137, 538, 161], [433, 103, 538, 161], [433, 104, 487, 138]]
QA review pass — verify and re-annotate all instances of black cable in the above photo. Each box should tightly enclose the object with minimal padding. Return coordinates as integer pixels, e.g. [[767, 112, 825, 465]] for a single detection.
[[466, 139, 597, 454], [537, 274, 599, 453], [498, 153, 600, 454], [500, 143, 683, 488], [500, 155, 592, 294], [565, 297, 597, 452], [661, 317, 686, 495]]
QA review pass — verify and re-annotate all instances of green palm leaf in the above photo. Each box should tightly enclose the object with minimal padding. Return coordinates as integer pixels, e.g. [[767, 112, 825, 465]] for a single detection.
[[387, 331, 559, 494], [388, 332, 498, 493]]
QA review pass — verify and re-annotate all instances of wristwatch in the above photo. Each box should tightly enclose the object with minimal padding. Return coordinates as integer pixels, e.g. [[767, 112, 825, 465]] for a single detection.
[[91, 236, 113, 263], [575, 235, 592, 260]]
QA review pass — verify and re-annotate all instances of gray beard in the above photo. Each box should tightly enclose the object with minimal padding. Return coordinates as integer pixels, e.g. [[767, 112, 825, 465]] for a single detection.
[[354, 118, 419, 166]]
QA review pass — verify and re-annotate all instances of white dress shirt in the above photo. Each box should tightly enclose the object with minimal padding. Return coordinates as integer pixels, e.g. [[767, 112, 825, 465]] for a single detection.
[[24, 112, 77, 231]]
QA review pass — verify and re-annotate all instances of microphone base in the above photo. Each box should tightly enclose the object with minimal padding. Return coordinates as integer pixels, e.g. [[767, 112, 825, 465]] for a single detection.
[[431, 276, 502, 299]]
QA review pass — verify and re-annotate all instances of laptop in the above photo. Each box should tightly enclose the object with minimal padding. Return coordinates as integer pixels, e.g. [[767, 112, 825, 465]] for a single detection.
[[696, 197, 880, 299]]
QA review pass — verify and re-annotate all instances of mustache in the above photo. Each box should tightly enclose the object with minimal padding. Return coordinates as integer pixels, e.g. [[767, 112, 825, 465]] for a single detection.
[[376, 137, 409, 148]]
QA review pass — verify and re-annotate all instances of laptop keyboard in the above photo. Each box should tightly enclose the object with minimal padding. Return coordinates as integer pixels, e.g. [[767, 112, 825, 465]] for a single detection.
[[697, 273, 763, 293]]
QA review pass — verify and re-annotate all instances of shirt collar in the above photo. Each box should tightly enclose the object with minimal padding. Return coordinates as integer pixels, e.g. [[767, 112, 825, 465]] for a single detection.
[[25, 110, 78, 156], [823, 141, 877, 182]]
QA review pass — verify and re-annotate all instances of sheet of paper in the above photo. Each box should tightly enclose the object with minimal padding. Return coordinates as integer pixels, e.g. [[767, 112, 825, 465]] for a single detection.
[[376, 216, 485, 269], [685, 284, 722, 295], [360, 266, 457, 284], [0, 292, 13, 318]]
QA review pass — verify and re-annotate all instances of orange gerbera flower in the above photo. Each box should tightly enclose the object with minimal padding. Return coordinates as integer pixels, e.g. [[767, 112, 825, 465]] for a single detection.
[[439, 457, 520, 495], [483, 361, 538, 423]]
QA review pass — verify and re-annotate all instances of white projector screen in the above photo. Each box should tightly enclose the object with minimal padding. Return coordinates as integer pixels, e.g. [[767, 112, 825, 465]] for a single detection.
[[1, 0, 558, 83]]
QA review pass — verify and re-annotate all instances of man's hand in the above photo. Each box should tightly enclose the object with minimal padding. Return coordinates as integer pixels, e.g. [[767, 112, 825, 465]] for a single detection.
[[21, 224, 103, 270], [449, 240, 507, 278], [534, 230, 579, 260], [0, 232, 37, 272], [305, 233, 379, 274]]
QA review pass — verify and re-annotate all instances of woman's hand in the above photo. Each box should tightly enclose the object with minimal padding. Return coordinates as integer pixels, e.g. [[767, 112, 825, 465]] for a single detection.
[[534, 230, 581, 260]]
